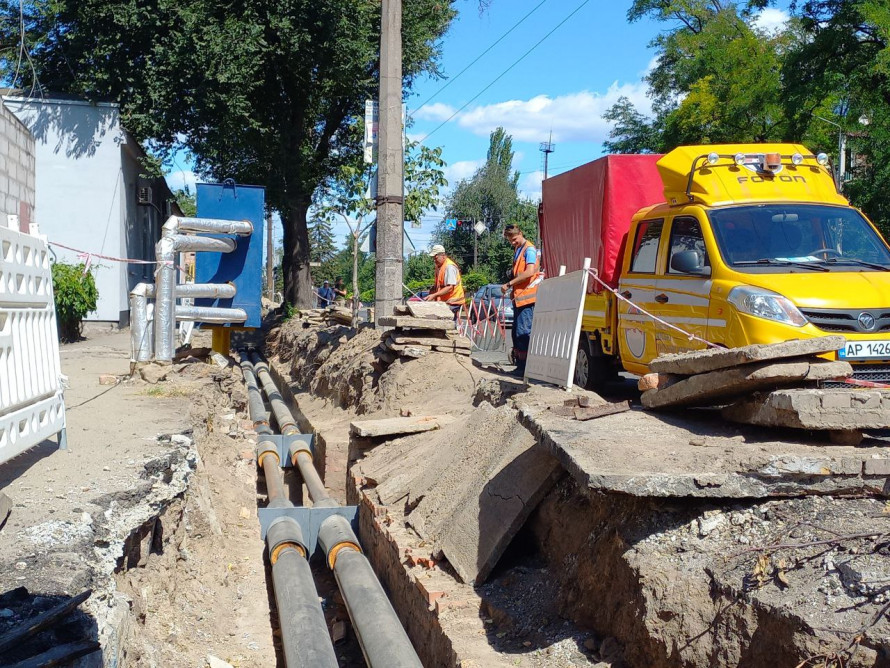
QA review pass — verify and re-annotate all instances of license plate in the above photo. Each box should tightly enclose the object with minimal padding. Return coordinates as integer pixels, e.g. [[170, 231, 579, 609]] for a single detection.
[[838, 340, 890, 360]]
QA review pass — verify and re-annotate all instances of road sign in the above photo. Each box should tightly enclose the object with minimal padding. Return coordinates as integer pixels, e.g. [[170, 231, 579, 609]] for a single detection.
[[474, 221, 486, 235], [364, 100, 379, 164], [445, 218, 457, 231]]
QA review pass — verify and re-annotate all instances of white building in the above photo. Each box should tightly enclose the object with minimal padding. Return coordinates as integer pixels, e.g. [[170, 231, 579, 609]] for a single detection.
[[3, 95, 180, 325]]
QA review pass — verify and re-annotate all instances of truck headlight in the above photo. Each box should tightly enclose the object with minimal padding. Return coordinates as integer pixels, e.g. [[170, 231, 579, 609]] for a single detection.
[[727, 286, 808, 327]]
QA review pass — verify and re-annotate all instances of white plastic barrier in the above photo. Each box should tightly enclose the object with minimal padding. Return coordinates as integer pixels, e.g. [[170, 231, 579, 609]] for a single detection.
[[524, 259, 590, 389], [0, 225, 66, 464]]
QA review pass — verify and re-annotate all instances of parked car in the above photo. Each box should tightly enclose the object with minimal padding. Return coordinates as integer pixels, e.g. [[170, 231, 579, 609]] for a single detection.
[[406, 290, 430, 303], [470, 284, 513, 326]]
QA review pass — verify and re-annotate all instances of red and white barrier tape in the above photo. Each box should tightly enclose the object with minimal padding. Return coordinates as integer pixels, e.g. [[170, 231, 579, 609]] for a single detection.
[[585, 268, 720, 349], [49, 240, 184, 276], [835, 377, 890, 389]]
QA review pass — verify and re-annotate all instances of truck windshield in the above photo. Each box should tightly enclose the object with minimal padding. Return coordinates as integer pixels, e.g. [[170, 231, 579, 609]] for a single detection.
[[709, 204, 890, 271]]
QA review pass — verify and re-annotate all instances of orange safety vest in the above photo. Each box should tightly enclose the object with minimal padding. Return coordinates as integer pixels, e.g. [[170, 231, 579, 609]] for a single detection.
[[434, 257, 465, 305], [511, 240, 543, 307]]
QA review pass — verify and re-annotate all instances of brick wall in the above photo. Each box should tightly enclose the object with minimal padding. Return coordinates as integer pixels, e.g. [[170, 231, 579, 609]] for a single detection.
[[0, 103, 35, 232]]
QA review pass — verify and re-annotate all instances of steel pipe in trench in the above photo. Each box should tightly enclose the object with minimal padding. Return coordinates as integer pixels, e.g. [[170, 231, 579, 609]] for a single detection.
[[248, 351, 298, 434], [246, 351, 423, 668], [237, 352, 338, 667]]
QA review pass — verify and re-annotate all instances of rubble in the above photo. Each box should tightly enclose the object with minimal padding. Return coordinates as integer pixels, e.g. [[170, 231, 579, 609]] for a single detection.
[[640, 358, 851, 408], [648, 335, 846, 375]]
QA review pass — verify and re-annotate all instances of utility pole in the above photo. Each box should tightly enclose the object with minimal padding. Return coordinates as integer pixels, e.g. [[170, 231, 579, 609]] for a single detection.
[[265, 211, 274, 300], [473, 221, 478, 270], [375, 0, 404, 325], [838, 130, 847, 186], [539, 133, 555, 180]]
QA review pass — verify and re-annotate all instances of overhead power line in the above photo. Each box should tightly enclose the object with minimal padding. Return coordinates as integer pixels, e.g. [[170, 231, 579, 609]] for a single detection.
[[409, 0, 549, 116], [416, 0, 593, 144]]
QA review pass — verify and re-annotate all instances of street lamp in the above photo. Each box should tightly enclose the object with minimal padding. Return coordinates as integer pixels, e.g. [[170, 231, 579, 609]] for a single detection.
[[814, 115, 847, 188]]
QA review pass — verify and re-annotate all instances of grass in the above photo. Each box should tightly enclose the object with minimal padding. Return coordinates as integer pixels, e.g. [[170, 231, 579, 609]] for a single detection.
[[142, 385, 192, 398]]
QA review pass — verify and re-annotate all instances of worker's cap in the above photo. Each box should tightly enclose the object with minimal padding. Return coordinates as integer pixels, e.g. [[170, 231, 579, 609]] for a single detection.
[[428, 244, 446, 257], [323, 280, 329, 284]]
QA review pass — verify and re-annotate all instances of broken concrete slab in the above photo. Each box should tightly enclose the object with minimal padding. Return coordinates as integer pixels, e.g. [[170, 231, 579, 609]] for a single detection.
[[388, 332, 471, 348], [641, 359, 852, 409], [349, 415, 456, 438], [511, 384, 890, 499], [648, 336, 846, 375], [722, 389, 890, 431], [377, 316, 455, 331], [406, 301, 455, 320], [356, 403, 560, 584], [574, 401, 631, 421]]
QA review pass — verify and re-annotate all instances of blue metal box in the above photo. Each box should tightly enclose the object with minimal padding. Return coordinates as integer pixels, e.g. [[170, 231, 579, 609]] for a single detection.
[[195, 181, 265, 328]]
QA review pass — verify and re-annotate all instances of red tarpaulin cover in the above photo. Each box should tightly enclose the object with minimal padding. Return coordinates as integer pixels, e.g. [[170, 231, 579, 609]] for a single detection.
[[540, 154, 664, 292]]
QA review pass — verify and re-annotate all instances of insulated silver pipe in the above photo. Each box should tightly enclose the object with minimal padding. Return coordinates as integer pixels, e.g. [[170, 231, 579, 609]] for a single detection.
[[175, 282, 236, 299], [164, 215, 253, 236], [175, 306, 247, 323], [249, 351, 298, 434], [168, 234, 236, 254], [129, 283, 154, 363]]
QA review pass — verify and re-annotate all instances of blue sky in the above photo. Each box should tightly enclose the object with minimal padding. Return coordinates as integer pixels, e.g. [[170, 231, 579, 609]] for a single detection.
[[164, 0, 791, 254]]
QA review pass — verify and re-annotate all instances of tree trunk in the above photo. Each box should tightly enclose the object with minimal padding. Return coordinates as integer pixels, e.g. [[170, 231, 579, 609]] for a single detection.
[[282, 199, 314, 308]]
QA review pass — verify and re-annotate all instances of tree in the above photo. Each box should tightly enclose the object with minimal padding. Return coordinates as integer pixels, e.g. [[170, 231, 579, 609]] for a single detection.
[[2, 0, 457, 306], [605, 0, 792, 152], [308, 216, 337, 282], [436, 127, 535, 282], [783, 0, 890, 232]]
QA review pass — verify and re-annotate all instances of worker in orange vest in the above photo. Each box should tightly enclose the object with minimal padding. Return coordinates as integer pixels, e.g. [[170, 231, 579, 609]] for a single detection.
[[424, 244, 465, 318], [501, 225, 543, 375]]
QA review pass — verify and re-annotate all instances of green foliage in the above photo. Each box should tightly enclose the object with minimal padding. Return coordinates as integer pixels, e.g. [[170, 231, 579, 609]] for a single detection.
[[308, 216, 338, 282], [436, 127, 537, 282], [51, 262, 98, 342], [3, 0, 457, 306], [403, 253, 434, 285], [462, 269, 491, 295], [174, 187, 197, 217]]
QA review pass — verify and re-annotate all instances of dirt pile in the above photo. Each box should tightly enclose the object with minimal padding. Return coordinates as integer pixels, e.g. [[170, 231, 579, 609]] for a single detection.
[[269, 318, 485, 415]]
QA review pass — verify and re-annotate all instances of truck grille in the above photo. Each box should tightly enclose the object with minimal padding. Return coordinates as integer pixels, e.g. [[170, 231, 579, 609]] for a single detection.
[[823, 364, 890, 388], [799, 308, 890, 333]]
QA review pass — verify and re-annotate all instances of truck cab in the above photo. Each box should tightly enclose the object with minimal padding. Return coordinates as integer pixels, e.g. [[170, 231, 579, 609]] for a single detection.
[[541, 144, 890, 387]]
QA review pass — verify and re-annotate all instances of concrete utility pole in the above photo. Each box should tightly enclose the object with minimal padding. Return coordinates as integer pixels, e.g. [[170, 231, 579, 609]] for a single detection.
[[374, 0, 404, 325], [265, 211, 274, 300]]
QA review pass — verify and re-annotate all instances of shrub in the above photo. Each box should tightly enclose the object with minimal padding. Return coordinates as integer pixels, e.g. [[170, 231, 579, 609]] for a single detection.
[[462, 269, 492, 296], [51, 262, 98, 342]]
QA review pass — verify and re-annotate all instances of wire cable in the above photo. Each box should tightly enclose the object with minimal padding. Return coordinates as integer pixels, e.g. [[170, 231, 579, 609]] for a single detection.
[[409, 0, 549, 116], [416, 0, 593, 144]]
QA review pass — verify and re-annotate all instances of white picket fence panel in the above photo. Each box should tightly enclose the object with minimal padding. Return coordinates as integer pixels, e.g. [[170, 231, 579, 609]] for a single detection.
[[0, 225, 66, 464], [524, 259, 590, 389]]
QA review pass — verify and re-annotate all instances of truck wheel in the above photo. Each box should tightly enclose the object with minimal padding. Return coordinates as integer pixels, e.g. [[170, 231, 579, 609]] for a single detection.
[[574, 339, 596, 390], [574, 336, 614, 391]]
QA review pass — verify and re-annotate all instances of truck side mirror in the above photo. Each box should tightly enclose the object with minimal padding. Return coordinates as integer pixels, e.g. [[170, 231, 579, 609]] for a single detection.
[[671, 250, 709, 275]]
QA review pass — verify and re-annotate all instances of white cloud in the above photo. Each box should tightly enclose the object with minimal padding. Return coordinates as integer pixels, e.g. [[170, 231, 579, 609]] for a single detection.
[[519, 170, 544, 201], [413, 102, 455, 122], [444, 159, 484, 185], [165, 169, 196, 193], [429, 83, 651, 145], [752, 8, 789, 34]]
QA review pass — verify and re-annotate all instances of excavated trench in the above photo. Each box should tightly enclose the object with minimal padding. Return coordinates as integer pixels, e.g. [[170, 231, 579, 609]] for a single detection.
[[261, 316, 890, 668]]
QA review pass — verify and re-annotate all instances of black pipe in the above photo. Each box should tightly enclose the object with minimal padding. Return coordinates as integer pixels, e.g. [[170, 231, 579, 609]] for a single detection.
[[249, 350, 297, 433], [266, 518, 338, 668], [249, 351, 423, 667], [238, 351, 338, 667]]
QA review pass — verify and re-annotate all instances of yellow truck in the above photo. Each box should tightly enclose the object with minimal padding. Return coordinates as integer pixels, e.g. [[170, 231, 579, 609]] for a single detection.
[[539, 144, 890, 389]]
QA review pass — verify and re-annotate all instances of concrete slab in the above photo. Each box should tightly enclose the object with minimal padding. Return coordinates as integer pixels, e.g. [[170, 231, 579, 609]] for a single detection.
[[641, 359, 852, 409], [513, 386, 890, 499], [349, 415, 456, 438], [377, 316, 456, 331], [648, 336, 846, 375], [406, 302, 455, 320], [355, 403, 561, 584], [388, 332, 471, 349], [723, 389, 890, 431]]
